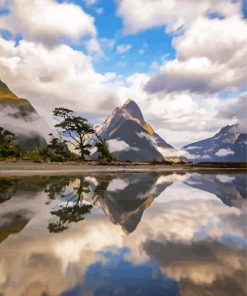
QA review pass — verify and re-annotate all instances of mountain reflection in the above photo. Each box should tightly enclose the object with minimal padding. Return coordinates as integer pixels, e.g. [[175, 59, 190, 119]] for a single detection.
[[0, 172, 246, 296], [85, 173, 173, 233], [185, 173, 246, 207]]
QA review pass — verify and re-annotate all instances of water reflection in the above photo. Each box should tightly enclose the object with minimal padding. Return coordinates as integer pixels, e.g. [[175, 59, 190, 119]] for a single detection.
[[0, 172, 246, 296], [48, 177, 93, 233]]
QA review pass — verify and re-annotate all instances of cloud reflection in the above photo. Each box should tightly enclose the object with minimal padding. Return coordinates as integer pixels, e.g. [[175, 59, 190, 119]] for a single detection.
[[0, 172, 246, 295]]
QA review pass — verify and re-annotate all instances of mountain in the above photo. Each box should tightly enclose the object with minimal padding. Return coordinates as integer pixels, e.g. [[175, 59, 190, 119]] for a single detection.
[[183, 124, 247, 162], [93, 99, 175, 162], [0, 79, 47, 152], [0, 80, 36, 115]]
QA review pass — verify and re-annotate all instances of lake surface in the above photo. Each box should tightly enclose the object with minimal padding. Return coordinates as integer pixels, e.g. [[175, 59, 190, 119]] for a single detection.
[[0, 172, 246, 296]]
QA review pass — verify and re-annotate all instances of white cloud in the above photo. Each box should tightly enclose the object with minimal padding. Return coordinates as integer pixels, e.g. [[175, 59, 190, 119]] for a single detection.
[[146, 16, 247, 94], [107, 139, 131, 153], [114, 0, 247, 146], [95, 7, 104, 15], [0, 37, 120, 124], [116, 44, 132, 54], [86, 0, 98, 5], [218, 93, 247, 133], [157, 147, 200, 160], [100, 38, 115, 50], [174, 17, 247, 63], [0, 0, 246, 151], [186, 146, 201, 151], [215, 148, 235, 157], [86, 38, 103, 55], [137, 131, 154, 143], [116, 1, 246, 96], [0, 0, 96, 46], [117, 0, 242, 34], [0, 106, 52, 139]]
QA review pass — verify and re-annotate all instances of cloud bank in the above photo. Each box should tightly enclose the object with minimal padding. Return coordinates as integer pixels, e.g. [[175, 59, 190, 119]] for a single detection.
[[0, 0, 246, 148]]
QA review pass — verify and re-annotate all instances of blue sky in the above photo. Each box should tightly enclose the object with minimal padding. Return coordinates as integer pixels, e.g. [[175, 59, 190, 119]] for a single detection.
[[0, 0, 246, 147], [67, 0, 176, 76], [57, 0, 246, 78]]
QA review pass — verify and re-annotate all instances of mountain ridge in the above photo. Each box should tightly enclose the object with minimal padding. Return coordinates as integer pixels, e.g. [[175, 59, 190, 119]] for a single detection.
[[183, 124, 247, 162]]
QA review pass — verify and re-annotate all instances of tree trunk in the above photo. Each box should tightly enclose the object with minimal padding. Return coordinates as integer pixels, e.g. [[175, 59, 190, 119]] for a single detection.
[[80, 150, 85, 161], [79, 137, 85, 161]]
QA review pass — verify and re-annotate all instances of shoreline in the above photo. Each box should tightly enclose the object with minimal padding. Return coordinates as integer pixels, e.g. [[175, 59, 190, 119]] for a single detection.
[[0, 161, 246, 176]]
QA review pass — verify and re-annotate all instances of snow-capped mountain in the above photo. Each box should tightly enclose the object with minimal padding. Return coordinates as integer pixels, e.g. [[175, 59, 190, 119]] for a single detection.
[[94, 99, 175, 162], [183, 124, 247, 162]]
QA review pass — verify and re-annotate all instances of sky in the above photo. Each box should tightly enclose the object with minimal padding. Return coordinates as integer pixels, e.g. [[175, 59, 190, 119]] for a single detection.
[[0, 0, 246, 148]]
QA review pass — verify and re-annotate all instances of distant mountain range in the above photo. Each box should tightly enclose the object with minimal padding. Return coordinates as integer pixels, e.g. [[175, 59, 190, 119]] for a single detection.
[[0, 80, 47, 153], [183, 124, 247, 162]]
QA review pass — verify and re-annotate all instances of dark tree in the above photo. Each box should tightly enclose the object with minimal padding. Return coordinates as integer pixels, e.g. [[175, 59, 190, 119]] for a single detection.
[[53, 108, 95, 160], [46, 133, 72, 162], [0, 127, 16, 146], [95, 134, 112, 161], [0, 127, 19, 158], [47, 133, 67, 153]]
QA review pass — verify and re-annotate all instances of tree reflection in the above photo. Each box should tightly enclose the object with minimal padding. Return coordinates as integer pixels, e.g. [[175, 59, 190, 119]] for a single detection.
[[44, 178, 70, 201], [0, 178, 18, 204], [48, 177, 93, 233]]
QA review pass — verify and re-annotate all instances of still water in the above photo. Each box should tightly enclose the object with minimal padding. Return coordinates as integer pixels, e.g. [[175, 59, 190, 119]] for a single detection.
[[0, 172, 246, 296]]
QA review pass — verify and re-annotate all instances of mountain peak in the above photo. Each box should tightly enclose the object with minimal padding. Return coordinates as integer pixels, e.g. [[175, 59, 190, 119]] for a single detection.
[[121, 99, 145, 122], [218, 124, 239, 133], [215, 124, 240, 140], [123, 98, 136, 106], [94, 97, 174, 162]]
